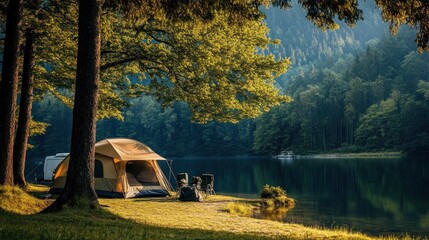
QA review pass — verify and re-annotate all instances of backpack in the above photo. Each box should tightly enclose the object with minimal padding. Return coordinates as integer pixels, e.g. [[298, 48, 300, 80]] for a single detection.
[[179, 186, 202, 202]]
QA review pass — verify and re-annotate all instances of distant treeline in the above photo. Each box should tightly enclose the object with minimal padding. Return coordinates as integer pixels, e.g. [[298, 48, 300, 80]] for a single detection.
[[28, 95, 255, 158]]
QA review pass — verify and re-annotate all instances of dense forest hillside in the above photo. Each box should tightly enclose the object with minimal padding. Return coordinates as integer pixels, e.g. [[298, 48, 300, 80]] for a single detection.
[[264, 0, 388, 70], [254, 29, 429, 155], [27, 3, 428, 159]]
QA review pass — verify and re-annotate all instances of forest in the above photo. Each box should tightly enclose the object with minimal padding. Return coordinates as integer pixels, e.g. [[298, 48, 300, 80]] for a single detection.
[[1, 0, 429, 237], [254, 28, 429, 155], [25, 4, 429, 159]]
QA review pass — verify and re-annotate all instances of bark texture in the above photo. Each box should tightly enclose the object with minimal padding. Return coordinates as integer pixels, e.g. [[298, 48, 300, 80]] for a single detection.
[[13, 28, 36, 187], [0, 0, 24, 185], [43, 0, 101, 212]]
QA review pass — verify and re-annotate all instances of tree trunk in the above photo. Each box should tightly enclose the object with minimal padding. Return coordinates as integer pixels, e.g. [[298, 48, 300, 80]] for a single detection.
[[13, 28, 36, 187], [43, 0, 101, 212], [0, 0, 24, 186]]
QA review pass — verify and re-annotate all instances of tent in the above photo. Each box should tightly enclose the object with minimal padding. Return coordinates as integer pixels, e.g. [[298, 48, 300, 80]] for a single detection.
[[50, 138, 172, 198]]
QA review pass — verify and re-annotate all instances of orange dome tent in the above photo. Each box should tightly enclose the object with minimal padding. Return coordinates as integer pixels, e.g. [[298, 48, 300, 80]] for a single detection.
[[50, 138, 172, 198]]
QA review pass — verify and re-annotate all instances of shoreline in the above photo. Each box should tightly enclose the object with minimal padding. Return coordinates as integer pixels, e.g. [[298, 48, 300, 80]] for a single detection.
[[298, 151, 404, 159], [167, 151, 405, 160]]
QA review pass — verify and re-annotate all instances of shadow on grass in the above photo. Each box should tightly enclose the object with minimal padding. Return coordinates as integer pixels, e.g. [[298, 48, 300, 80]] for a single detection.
[[131, 197, 176, 203]]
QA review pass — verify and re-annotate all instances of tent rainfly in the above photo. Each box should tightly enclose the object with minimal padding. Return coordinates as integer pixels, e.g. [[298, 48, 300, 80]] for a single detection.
[[50, 138, 172, 198]]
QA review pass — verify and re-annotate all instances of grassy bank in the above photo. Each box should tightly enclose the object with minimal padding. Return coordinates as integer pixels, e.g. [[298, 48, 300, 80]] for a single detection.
[[0, 184, 418, 240]]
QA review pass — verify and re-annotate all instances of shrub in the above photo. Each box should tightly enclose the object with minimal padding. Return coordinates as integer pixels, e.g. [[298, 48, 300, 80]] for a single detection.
[[260, 185, 286, 199], [274, 195, 295, 207], [260, 185, 294, 208]]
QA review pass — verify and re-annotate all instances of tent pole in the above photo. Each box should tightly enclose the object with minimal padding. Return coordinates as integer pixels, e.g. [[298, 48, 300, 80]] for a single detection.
[[168, 160, 172, 184], [166, 159, 177, 190]]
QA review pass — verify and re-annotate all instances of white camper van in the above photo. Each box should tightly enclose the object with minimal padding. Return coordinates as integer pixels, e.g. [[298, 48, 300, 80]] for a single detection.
[[43, 153, 69, 181]]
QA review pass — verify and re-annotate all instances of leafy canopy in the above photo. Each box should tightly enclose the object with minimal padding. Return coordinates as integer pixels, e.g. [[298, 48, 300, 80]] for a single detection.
[[5, 0, 429, 123], [35, 1, 290, 123]]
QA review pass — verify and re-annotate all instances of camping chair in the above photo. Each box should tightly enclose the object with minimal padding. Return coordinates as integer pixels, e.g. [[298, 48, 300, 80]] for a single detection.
[[192, 176, 202, 191], [177, 173, 188, 188], [201, 174, 215, 196], [176, 173, 188, 197]]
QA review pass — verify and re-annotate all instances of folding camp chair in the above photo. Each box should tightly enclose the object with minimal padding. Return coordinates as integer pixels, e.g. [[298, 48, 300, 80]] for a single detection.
[[177, 173, 188, 188], [176, 173, 188, 197], [192, 176, 202, 191], [201, 174, 215, 196]]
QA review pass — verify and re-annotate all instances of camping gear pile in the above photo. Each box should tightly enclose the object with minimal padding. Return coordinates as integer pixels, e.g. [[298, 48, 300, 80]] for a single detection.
[[177, 173, 215, 202], [49, 137, 215, 202]]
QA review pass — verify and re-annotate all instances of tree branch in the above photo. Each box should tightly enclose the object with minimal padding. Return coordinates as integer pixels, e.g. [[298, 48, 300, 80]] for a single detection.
[[100, 57, 137, 71]]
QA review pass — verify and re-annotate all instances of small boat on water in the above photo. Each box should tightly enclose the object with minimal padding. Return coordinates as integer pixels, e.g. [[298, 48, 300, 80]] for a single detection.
[[273, 151, 294, 159]]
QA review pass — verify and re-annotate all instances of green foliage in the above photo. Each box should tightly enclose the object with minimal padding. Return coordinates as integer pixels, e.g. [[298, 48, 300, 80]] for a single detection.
[[254, 28, 429, 155], [29, 120, 49, 137], [299, 0, 363, 30], [27, 120, 49, 149], [262, 196, 295, 209], [264, 0, 391, 71], [30, 1, 291, 123], [103, 0, 270, 23], [29, 95, 259, 158], [121, 14, 290, 122], [253, 105, 295, 154], [13, 0, 428, 130], [417, 80, 429, 101], [260, 184, 287, 199], [28, 28, 429, 158], [20, 2, 429, 158], [35, 3, 142, 120], [260, 185, 295, 209], [375, 0, 429, 52], [355, 94, 401, 149], [28, 94, 72, 156]]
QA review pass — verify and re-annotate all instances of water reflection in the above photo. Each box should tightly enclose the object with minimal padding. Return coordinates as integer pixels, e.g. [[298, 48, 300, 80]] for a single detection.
[[164, 157, 429, 236], [257, 206, 292, 222]]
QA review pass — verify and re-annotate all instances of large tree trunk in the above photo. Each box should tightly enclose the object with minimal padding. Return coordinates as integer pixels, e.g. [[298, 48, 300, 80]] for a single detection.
[[13, 28, 36, 187], [43, 0, 101, 212], [0, 0, 24, 186]]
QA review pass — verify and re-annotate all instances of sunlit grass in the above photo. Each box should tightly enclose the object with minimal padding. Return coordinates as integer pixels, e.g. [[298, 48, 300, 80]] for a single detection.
[[26, 183, 51, 195], [0, 184, 425, 240], [226, 202, 253, 216], [0, 185, 50, 214], [101, 195, 373, 239]]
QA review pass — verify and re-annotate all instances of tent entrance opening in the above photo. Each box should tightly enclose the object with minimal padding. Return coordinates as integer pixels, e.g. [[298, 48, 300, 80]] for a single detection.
[[126, 161, 160, 186]]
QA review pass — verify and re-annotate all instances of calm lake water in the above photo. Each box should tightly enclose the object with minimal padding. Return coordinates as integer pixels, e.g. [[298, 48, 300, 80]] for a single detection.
[[164, 157, 429, 237]]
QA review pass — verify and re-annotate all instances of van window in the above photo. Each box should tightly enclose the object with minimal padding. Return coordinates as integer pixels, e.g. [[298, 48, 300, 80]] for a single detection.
[[94, 160, 103, 178]]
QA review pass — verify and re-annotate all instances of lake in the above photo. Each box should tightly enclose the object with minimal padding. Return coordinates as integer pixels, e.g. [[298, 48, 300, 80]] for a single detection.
[[164, 156, 429, 237]]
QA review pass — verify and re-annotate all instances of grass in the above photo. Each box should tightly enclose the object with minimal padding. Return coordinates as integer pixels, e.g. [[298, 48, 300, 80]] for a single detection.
[[0, 185, 51, 214], [226, 202, 254, 216], [0, 184, 425, 240]]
